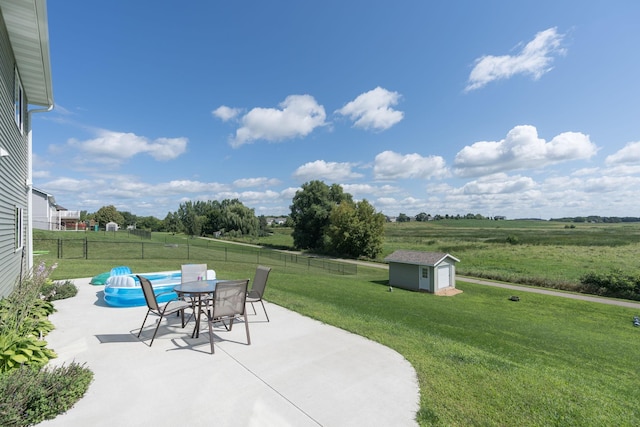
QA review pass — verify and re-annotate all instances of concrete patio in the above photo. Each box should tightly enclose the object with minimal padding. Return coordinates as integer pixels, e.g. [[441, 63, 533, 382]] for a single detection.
[[37, 277, 419, 427]]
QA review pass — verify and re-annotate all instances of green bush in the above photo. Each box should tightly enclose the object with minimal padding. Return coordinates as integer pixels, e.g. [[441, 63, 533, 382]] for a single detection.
[[506, 235, 520, 245], [0, 363, 93, 426], [580, 269, 640, 300], [0, 262, 59, 372], [41, 280, 78, 302], [0, 333, 56, 373]]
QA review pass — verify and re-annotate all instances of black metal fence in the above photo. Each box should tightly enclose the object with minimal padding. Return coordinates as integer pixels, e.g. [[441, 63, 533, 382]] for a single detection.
[[33, 238, 358, 275]]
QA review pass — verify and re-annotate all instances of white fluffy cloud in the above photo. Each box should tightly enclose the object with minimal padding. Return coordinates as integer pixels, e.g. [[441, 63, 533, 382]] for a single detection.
[[466, 27, 566, 91], [233, 177, 281, 188], [374, 150, 448, 180], [231, 95, 326, 147], [292, 160, 363, 182], [457, 173, 536, 195], [212, 105, 242, 121], [605, 141, 640, 165], [341, 183, 400, 198], [335, 87, 404, 131], [68, 129, 187, 164], [454, 125, 597, 177]]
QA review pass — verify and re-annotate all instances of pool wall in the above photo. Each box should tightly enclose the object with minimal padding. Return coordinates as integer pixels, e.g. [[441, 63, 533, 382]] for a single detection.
[[103, 270, 216, 307]]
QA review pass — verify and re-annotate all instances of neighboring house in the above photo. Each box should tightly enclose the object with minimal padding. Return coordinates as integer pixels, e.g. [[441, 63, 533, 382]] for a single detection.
[[384, 250, 460, 293], [31, 187, 56, 230], [32, 187, 81, 230], [0, 0, 54, 297]]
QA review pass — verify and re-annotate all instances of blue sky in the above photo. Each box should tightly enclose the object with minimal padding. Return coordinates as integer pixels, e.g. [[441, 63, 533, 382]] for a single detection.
[[32, 1, 640, 220]]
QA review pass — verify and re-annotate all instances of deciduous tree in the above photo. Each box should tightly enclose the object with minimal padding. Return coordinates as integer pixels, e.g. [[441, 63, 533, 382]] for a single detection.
[[94, 205, 124, 227], [290, 180, 352, 251], [327, 199, 385, 258]]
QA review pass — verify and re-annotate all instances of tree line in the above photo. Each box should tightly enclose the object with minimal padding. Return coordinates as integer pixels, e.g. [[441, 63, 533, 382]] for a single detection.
[[80, 180, 386, 259]]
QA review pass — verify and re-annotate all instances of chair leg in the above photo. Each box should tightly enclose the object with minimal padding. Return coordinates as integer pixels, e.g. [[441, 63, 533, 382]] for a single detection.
[[137, 310, 151, 338], [250, 301, 257, 315], [207, 316, 215, 354], [149, 315, 164, 347], [260, 300, 270, 322], [244, 312, 251, 345]]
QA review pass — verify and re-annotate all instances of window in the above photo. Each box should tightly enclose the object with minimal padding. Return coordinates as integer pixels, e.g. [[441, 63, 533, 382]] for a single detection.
[[14, 67, 24, 134], [15, 206, 24, 251], [422, 267, 429, 279]]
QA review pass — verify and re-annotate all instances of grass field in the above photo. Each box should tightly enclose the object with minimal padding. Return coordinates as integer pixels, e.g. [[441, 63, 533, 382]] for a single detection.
[[32, 225, 640, 425], [245, 220, 640, 287]]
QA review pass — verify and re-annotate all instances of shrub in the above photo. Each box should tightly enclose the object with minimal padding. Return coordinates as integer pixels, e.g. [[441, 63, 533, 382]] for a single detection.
[[41, 280, 78, 302], [580, 269, 640, 300], [506, 235, 520, 245], [0, 363, 93, 426], [0, 333, 56, 373]]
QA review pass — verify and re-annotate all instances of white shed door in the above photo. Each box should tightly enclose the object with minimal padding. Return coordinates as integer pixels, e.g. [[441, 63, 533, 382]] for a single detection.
[[419, 267, 430, 291], [437, 265, 451, 290]]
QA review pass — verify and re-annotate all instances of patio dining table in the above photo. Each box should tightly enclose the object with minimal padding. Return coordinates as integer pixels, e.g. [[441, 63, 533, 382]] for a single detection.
[[173, 279, 221, 338]]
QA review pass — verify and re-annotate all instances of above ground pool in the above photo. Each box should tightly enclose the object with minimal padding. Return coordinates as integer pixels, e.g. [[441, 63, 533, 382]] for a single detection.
[[102, 269, 216, 307]]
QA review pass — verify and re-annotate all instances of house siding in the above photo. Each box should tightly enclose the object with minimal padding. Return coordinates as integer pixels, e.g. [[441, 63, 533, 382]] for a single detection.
[[32, 188, 52, 230], [0, 15, 30, 297]]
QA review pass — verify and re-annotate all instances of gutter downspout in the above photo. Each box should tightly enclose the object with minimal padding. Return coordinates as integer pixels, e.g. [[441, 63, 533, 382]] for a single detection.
[[26, 104, 54, 274]]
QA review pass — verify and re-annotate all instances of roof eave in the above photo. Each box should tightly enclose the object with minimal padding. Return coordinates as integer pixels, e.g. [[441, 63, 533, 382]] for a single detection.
[[1, 0, 54, 108]]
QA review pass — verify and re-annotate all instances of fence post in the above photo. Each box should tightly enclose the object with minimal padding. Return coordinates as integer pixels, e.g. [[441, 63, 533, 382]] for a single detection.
[[141, 242, 144, 259], [85, 237, 88, 259]]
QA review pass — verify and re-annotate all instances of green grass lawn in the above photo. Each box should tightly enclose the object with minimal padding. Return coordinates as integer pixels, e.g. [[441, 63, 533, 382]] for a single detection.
[[34, 234, 640, 426], [266, 266, 640, 426]]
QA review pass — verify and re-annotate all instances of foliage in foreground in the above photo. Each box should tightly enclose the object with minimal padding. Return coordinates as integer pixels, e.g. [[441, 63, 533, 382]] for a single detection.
[[0, 262, 90, 425], [0, 363, 93, 427], [0, 263, 59, 373]]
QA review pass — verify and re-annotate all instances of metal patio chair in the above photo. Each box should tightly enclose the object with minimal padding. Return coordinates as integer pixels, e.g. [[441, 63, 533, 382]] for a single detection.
[[246, 266, 272, 322], [137, 275, 193, 346], [202, 279, 250, 354]]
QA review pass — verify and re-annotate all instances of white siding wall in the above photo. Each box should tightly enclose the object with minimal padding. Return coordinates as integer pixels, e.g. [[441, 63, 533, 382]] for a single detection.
[[0, 16, 30, 297]]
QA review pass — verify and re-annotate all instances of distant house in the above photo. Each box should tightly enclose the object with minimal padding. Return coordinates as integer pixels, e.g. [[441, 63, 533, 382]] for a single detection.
[[106, 222, 119, 232], [266, 216, 287, 226], [0, 0, 54, 297], [384, 250, 460, 293], [32, 187, 80, 230]]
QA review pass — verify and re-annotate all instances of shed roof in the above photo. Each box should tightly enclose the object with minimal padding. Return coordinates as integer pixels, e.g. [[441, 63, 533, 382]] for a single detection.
[[1, 0, 54, 107], [384, 250, 460, 266]]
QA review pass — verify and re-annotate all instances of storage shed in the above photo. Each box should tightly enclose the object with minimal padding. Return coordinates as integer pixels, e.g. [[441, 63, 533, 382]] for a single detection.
[[106, 222, 119, 232], [384, 250, 460, 293]]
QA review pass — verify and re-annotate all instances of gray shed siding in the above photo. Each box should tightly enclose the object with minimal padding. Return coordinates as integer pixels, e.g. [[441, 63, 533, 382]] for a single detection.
[[0, 15, 30, 297], [388, 262, 421, 291], [385, 250, 459, 293]]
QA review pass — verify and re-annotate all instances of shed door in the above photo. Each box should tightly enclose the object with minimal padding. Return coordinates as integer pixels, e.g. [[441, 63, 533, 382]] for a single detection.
[[437, 265, 451, 290], [419, 266, 430, 291]]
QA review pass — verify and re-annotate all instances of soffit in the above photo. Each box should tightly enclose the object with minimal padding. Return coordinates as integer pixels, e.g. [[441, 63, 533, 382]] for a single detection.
[[0, 0, 53, 107]]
